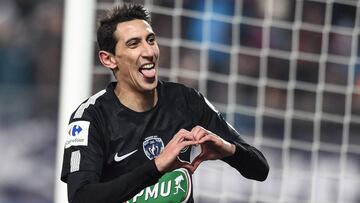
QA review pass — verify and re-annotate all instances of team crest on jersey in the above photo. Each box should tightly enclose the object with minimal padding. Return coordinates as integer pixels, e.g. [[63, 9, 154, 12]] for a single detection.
[[143, 135, 164, 160]]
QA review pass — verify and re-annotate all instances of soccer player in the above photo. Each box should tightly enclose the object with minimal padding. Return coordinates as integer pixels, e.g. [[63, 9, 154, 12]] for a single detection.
[[61, 4, 269, 203]]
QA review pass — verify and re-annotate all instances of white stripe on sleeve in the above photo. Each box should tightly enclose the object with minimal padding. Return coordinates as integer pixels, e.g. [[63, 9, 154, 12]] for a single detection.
[[74, 90, 106, 119], [70, 150, 81, 173]]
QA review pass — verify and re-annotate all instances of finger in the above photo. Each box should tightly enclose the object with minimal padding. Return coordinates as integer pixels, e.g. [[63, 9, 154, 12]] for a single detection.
[[174, 157, 196, 172], [176, 129, 190, 139], [190, 161, 201, 174], [189, 151, 206, 174], [197, 134, 213, 143], [191, 125, 202, 134], [179, 140, 198, 150], [178, 128, 190, 134], [173, 129, 191, 142], [191, 126, 207, 139], [193, 129, 208, 142], [180, 163, 197, 175], [192, 126, 214, 136], [182, 132, 196, 142], [198, 134, 218, 144]]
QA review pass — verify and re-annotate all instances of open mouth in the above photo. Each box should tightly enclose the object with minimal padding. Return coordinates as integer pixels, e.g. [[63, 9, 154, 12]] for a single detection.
[[139, 63, 156, 78]]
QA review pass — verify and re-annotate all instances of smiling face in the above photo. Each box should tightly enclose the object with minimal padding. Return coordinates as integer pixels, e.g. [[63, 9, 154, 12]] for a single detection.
[[111, 19, 160, 93]]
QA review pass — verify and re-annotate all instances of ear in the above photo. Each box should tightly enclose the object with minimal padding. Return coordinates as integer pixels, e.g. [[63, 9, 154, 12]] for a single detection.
[[98, 50, 117, 70]]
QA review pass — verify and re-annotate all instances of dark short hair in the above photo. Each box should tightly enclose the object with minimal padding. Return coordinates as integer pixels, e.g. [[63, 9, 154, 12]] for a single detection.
[[97, 4, 151, 54]]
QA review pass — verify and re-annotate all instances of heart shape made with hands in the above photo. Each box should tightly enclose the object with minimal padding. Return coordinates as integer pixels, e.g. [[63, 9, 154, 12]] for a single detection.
[[175, 126, 235, 173], [176, 136, 235, 174]]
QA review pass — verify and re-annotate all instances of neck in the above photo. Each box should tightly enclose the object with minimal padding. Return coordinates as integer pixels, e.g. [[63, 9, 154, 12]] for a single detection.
[[114, 84, 158, 112]]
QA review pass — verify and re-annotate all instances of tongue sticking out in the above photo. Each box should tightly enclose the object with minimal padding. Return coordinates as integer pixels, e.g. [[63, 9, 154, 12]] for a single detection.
[[140, 68, 156, 78]]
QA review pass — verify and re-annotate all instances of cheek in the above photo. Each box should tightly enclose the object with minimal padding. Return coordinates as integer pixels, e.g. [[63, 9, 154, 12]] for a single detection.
[[116, 53, 137, 67], [154, 46, 160, 59]]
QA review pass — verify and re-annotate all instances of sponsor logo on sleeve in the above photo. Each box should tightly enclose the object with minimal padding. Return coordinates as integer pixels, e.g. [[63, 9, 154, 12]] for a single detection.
[[126, 168, 192, 203], [65, 121, 90, 148]]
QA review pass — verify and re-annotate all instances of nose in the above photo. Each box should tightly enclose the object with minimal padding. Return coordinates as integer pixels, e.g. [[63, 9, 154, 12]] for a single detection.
[[141, 43, 155, 60]]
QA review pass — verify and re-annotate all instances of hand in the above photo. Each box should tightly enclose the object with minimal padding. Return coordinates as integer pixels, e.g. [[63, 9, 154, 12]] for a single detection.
[[154, 129, 197, 173], [189, 126, 236, 173]]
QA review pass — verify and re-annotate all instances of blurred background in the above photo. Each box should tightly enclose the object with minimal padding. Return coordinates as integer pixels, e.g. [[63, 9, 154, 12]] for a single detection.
[[0, 0, 61, 202], [1, 0, 360, 203]]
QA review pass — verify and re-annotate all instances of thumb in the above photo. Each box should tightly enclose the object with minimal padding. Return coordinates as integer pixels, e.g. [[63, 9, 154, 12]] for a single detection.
[[181, 163, 197, 175], [175, 157, 197, 174]]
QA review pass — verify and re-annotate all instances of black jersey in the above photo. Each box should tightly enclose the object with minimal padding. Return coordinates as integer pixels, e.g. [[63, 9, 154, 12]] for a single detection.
[[61, 81, 269, 203]]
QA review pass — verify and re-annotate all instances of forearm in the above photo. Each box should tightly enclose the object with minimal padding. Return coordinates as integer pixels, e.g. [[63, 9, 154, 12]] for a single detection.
[[222, 143, 269, 181], [68, 160, 163, 203]]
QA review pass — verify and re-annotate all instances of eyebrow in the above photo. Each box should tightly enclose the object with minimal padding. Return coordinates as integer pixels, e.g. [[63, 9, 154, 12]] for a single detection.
[[125, 32, 156, 45], [125, 37, 140, 46], [146, 33, 156, 39]]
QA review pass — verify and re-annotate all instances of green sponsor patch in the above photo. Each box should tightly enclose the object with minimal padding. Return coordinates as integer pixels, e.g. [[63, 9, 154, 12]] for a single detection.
[[126, 168, 191, 203]]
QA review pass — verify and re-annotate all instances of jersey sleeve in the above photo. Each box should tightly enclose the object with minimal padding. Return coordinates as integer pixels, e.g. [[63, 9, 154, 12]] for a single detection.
[[185, 87, 269, 181], [66, 160, 162, 203], [61, 111, 104, 183], [61, 108, 163, 203]]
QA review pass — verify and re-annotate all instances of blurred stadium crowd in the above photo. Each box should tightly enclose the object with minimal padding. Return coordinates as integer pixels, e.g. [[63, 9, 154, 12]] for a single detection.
[[0, 0, 62, 202]]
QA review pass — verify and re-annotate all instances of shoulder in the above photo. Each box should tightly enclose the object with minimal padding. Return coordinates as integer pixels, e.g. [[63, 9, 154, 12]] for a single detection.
[[73, 90, 106, 117], [158, 81, 206, 117], [69, 87, 111, 123]]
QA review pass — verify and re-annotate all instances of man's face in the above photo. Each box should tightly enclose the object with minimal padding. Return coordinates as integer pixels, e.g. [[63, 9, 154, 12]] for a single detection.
[[113, 19, 160, 92]]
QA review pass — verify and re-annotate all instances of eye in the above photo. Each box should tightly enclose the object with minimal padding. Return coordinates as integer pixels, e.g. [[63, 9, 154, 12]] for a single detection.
[[147, 35, 156, 45], [126, 39, 139, 48]]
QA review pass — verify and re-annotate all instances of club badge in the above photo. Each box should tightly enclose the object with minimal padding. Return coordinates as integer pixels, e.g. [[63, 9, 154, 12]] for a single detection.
[[143, 135, 164, 160]]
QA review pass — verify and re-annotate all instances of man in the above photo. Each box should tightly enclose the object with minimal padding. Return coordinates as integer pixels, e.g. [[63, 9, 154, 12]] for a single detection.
[[61, 4, 269, 203]]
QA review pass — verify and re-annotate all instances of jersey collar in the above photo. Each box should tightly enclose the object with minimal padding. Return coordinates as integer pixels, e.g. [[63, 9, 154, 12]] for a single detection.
[[105, 81, 163, 114]]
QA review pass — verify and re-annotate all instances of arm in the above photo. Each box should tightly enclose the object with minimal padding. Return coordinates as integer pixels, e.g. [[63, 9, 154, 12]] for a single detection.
[[66, 160, 162, 203], [62, 118, 163, 203], [186, 88, 269, 181], [222, 140, 269, 181], [63, 126, 197, 203], [190, 126, 269, 181]]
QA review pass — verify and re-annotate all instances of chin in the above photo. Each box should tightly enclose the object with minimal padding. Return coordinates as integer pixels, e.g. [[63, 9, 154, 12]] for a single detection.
[[141, 78, 158, 92]]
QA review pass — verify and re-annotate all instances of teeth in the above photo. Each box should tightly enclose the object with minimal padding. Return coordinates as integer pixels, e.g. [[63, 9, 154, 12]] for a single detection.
[[143, 64, 154, 69]]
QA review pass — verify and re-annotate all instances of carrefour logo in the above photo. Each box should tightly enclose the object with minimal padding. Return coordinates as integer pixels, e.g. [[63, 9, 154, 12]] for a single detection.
[[70, 125, 83, 136], [65, 121, 90, 148], [126, 168, 191, 203]]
